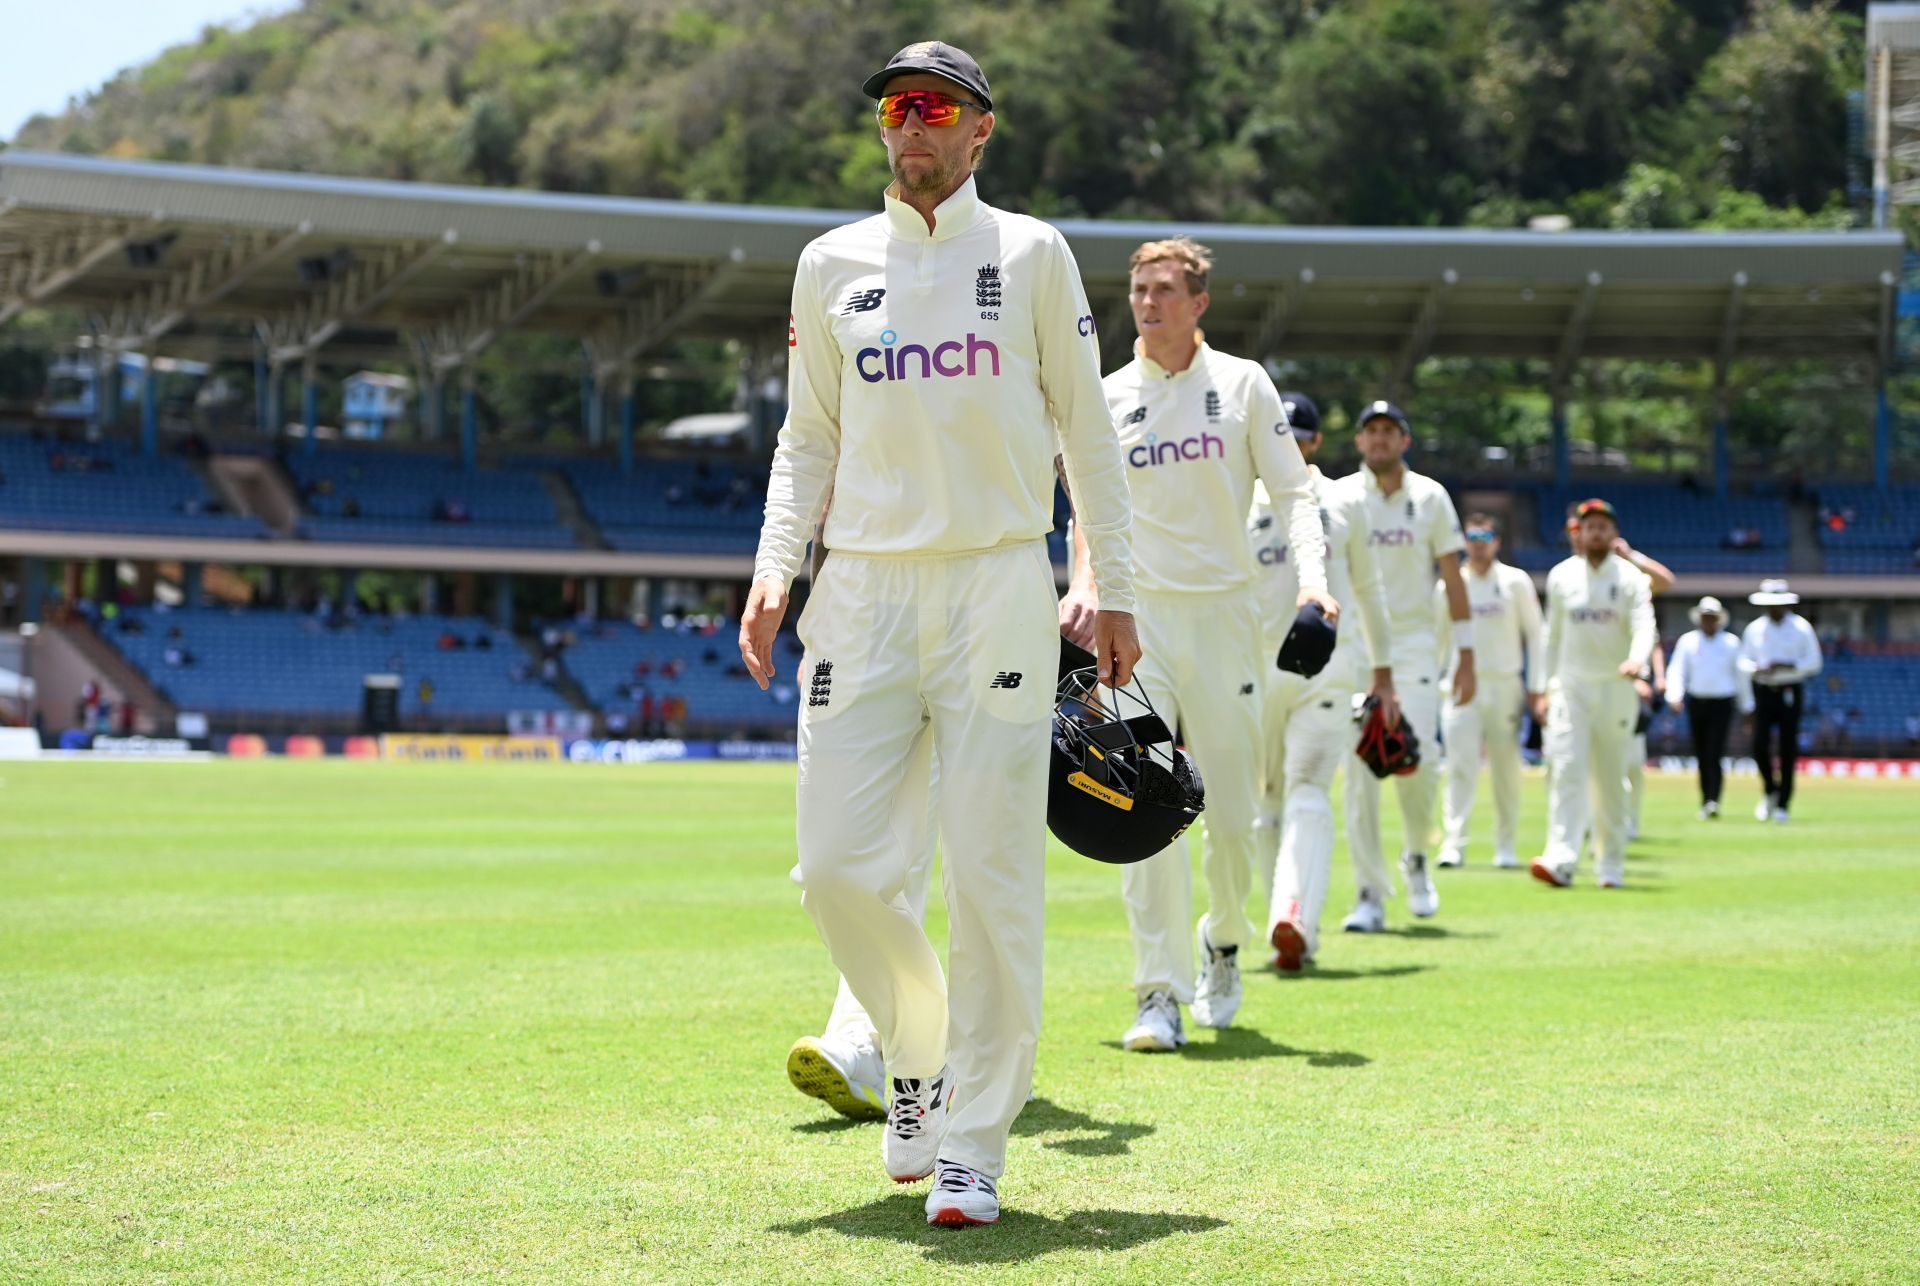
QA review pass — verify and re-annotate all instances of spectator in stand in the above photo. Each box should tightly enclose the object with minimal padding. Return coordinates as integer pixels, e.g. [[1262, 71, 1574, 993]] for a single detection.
[[638, 690, 656, 737], [1906, 713, 1920, 747], [418, 678, 435, 708], [438, 630, 463, 651], [474, 633, 492, 651]]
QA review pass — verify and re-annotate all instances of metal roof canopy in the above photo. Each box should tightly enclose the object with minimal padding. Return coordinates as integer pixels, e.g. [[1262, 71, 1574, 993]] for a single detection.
[[0, 150, 1904, 385]]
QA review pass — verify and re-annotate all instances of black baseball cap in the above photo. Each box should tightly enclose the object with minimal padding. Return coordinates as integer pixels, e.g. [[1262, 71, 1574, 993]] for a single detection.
[[863, 41, 994, 111], [1356, 399, 1410, 434], [1276, 601, 1338, 679], [1279, 391, 1321, 438]]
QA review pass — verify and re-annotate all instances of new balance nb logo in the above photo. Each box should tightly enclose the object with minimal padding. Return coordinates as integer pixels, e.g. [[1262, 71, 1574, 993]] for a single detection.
[[809, 660, 834, 707], [1240, 683, 1255, 695], [841, 288, 886, 315], [1123, 406, 1148, 427], [990, 672, 1023, 689]]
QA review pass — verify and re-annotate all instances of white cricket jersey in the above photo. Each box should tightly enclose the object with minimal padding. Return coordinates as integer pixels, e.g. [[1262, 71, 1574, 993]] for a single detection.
[[1248, 468, 1390, 667], [755, 178, 1136, 612], [1348, 467, 1464, 647], [1433, 560, 1544, 692], [1103, 341, 1324, 598], [1541, 554, 1657, 685]]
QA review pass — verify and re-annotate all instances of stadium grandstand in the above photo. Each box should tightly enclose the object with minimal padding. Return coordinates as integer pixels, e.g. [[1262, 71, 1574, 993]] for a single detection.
[[1, 151, 1917, 753]]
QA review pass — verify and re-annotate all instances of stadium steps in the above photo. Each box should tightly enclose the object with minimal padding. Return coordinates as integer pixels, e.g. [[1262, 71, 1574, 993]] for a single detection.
[[541, 471, 605, 550], [518, 632, 595, 713], [47, 618, 177, 728], [208, 454, 302, 536], [1788, 496, 1824, 575]]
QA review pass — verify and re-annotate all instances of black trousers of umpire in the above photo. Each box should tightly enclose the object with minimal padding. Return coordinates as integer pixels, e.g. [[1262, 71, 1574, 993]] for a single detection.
[[1684, 695, 1735, 806], [1751, 683, 1803, 809]]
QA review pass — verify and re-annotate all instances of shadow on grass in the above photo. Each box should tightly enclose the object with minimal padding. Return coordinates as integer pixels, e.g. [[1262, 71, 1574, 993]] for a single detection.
[[1270, 963, 1434, 982], [771, 1192, 1227, 1262], [792, 1115, 868, 1135], [1012, 1096, 1153, 1157], [1098, 1028, 1371, 1067], [1378, 924, 1491, 941]]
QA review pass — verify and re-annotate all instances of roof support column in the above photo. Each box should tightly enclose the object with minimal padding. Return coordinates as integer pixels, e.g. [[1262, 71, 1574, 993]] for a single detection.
[[140, 347, 159, 457], [586, 366, 605, 447], [619, 368, 637, 480], [1710, 365, 1730, 503], [1875, 383, 1892, 497], [301, 354, 319, 458], [1550, 388, 1570, 490], [460, 368, 478, 474], [93, 346, 116, 431], [253, 332, 269, 436]]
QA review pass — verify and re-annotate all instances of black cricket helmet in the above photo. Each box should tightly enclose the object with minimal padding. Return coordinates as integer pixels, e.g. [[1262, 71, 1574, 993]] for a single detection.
[[1048, 658, 1205, 864]]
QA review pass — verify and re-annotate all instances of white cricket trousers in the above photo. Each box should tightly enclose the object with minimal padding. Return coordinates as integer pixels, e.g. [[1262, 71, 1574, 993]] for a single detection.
[[1542, 677, 1639, 883], [823, 736, 937, 1052], [1260, 652, 1360, 957], [1121, 589, 1264, 1003], [1345, 648, 1442, 900], [1440, 671, 1525, 859], [794, 541, 1057, 1179]]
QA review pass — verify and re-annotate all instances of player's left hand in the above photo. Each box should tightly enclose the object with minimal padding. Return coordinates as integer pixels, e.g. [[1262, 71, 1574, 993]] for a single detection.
[[1451, 650, 1476, 707], [1058, 575, 1099, 650], [1633, 678, 1653, 702], [1093, 609, 1142, 689], [1617, 660, 1642, 680], [1367, 669, 1399, 730], [1297, 588, 1341, 627]]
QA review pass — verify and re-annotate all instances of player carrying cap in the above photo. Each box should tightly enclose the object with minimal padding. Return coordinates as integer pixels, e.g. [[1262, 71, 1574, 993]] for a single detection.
[[1432, 513, 1543, 870], [1531, 499, 1657, 890], [1248, 393, 1395, 972], [1339, 400, 1476, 932], [742, 39, 1141, 1229], [1060, 238, 1333, 1050]]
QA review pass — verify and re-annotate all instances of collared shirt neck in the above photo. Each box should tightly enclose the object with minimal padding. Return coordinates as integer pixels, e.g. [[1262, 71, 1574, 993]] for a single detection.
[[1362, 462, 1407, 498], [1134, 331, 1208, 381], [883, 175, 983, 241]]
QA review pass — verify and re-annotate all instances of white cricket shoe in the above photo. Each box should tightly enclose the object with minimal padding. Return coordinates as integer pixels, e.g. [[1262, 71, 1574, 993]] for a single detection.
[[926, 1160, 999, 1227], [1699, 801, 1719, 820], [1492, 849, 1521, 869], [1772, 808, 1789, 825], [1755, 794, 1775, 822], [1122, 989, 1185, 1052], [1341, 890, 1386, 934], [1530, 858, 1573, 888], [1192, 917, 1242, 1029], [883, 1066, 952, 1183], [1403, 853, 1439, 918], [1598, 874, 1624, 889], [786, 1035, 886, 1121], [1435, 846, 1465, 869]]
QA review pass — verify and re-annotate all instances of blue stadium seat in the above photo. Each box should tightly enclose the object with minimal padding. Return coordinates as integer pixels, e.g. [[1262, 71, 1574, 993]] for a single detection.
[[0, 430, 269, 539], [286, 446, 574, 548], [551, 618, 799, 733]]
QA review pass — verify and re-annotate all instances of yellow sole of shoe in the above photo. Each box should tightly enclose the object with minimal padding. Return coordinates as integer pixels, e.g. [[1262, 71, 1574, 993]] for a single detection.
[[786, 1039, 885, 1121]]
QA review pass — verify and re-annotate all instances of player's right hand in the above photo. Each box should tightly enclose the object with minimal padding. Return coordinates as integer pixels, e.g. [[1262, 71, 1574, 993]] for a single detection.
[[1093, 609, 1142, 689], [1058, 576, 1099, 650], [739, 578, 789, 691], [1530, 692, 1549, 726]]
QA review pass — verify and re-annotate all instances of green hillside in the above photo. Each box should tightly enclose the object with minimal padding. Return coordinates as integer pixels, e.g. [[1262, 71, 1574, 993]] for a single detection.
[[11, 0, 1864, 231]]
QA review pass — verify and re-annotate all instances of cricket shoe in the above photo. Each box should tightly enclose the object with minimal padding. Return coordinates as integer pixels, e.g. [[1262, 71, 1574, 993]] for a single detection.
[[1435, 846, 1466, 869], [1772, 809, 1790, 825], [1341, 890, 1386, 933], [1270, 917, 1311, 974], [1755, 794, 1775, 822], [1192, 918, 1243, 1028], [1530, 858, 1573, 888], [786, 1035, 886, 1121], [926, 1160, 999, 1227], [883, 1067, 952, 1183], [1403, 853, 1439, 918], [1597, 875, 1624, 889], [1699, 802, 1719, 820], [1122, 988, 1186, 1052], [1492, 849, 1521, 869]]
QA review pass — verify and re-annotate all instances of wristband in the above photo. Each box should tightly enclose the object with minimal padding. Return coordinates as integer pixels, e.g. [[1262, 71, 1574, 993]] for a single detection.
[[1452, 619, 1475, 652]]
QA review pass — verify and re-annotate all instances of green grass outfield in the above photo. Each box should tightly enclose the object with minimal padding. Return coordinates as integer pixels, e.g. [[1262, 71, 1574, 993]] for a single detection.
[[2, 760, 1915, 1283]]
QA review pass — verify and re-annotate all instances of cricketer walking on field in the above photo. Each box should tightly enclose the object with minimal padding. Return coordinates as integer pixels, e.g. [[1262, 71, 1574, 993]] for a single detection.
[[1340, 402, 1476, 933], [1248, 393, 1397, 973], [741, 39, 1140, 1229], [1062, 237, 1334, 1051]]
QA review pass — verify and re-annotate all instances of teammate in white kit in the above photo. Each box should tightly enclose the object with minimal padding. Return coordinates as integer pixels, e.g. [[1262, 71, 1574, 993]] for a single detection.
[[1531, 499, 1657, 890], [742, 41, 1141, 1228], [1061, 237, 1332, 1050], [1247, 394, 1396, 972], [1433, 513, 1542, 870], [1339, 402, 1477, 933]]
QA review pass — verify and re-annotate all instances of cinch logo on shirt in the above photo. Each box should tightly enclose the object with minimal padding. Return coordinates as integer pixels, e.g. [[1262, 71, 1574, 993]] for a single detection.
[[1258, 544, 1290, 566], [855, 330, 1002, 383], [1128, 431, 1224, 468], [1473, 600, 1506, 617], [1369, 528, 1416, 547], [1570, 608, 1619, 624]]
